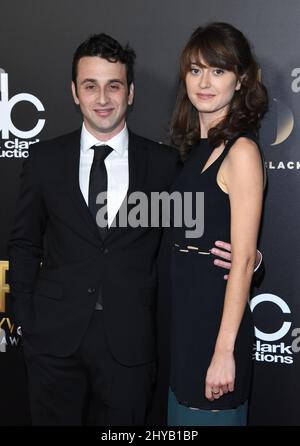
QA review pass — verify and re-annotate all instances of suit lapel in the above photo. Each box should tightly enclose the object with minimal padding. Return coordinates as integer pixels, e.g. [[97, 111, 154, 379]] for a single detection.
[[64, 129, 103, 247], [105, 130, 148, 241], [127, 130, 148, 196]]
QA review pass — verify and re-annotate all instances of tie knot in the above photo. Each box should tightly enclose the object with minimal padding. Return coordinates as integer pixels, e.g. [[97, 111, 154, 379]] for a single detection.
[[92, 145, 113, 162]]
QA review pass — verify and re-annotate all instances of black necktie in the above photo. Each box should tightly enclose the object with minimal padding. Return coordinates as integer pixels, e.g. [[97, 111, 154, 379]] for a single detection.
[[88, 145, 113, 239]]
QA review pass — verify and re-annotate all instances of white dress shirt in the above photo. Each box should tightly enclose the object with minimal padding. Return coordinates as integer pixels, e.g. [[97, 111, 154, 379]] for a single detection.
[[79, 123, 129, 228]]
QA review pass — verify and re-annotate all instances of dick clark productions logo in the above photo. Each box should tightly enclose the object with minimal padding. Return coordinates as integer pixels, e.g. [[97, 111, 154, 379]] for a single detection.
[[0, 69, 45, 157]]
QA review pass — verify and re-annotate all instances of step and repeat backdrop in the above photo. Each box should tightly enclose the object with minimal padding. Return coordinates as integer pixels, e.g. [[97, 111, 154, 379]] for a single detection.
[[0, 0, 300, 425]]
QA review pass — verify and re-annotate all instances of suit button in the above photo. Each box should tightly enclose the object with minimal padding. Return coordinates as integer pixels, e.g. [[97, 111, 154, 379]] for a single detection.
[[87, 288, 95, 294], [103, 248, 108, 254]]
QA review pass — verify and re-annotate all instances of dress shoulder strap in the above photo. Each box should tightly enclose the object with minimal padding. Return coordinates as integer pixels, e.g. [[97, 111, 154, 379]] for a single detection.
[[216, 132, 260, 166]]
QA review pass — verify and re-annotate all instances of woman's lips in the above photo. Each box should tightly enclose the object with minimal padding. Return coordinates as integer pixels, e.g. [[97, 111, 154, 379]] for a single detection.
[[196, 93, 215, 100]]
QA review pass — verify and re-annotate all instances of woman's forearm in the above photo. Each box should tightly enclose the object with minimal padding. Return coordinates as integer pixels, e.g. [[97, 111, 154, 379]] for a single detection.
[[214, 255, 256, 353]]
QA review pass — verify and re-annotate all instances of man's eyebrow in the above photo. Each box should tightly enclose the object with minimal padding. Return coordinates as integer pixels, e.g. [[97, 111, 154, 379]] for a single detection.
[[80, 78, 125, 85], [80, 78, 97, 84], [108, 79, 125, 85]]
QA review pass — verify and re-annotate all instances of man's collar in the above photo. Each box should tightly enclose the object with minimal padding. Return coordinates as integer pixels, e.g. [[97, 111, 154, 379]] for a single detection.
[[81, 123, 128, 156]]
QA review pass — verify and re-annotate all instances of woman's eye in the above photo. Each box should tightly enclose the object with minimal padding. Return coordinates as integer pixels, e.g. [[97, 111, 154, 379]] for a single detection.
[[214, 69, 225, 75]]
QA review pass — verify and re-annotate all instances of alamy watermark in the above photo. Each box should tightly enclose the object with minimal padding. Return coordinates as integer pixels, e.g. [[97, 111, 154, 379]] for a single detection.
[[95, 191, 204, 239]]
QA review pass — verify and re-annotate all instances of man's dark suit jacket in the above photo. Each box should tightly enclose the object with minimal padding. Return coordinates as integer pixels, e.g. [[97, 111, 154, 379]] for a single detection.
[[8, 129, 181, 367]]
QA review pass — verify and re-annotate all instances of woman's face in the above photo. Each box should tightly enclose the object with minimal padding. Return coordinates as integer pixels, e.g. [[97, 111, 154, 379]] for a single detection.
[[185, 56, 241, 126]]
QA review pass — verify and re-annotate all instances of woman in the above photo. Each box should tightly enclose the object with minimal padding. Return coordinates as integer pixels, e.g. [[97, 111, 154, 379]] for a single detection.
[[168, 22, 268, 426]]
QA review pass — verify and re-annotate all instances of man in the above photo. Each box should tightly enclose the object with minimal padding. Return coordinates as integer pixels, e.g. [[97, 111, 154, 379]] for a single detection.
[[8, 33, 261, 426]]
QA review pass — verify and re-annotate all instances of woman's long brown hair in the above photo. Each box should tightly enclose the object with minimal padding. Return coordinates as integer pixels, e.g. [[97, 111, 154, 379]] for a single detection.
[[170, 22, 268, 158]]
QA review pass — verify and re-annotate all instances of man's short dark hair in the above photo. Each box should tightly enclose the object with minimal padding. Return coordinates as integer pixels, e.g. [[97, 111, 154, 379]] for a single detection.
[[72, 33, 136, 89]]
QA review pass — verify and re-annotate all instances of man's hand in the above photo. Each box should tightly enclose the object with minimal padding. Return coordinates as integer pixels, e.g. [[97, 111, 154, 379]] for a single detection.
[[210, 241, 232, 280], [211, 240, 261, 280]]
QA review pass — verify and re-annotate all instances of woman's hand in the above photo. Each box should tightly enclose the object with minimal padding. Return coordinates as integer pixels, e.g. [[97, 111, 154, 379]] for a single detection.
[[205, 350, 235, 401]]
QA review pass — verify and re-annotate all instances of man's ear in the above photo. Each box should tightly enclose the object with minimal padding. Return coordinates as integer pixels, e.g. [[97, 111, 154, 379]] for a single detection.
[[128, 83, 134, 105], [71, 82, 80, 105]]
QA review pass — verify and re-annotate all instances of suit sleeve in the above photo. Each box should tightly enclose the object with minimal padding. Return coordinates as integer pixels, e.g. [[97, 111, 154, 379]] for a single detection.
[[147, 149, 182, 424], [8, 146, 47, 329], [170, 151, 182, 187]]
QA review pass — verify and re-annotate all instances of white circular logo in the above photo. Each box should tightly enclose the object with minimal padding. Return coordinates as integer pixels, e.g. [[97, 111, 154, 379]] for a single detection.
[[250, 293, 292, 341], [0, 72, 45, 139]]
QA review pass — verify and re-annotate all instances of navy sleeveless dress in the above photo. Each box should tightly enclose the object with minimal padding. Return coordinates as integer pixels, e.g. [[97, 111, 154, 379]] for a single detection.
[[170, 135, 256, 410]]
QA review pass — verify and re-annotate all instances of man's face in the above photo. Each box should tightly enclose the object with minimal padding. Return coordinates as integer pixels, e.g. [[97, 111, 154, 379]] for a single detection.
[[72, 56, 134, 141]]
